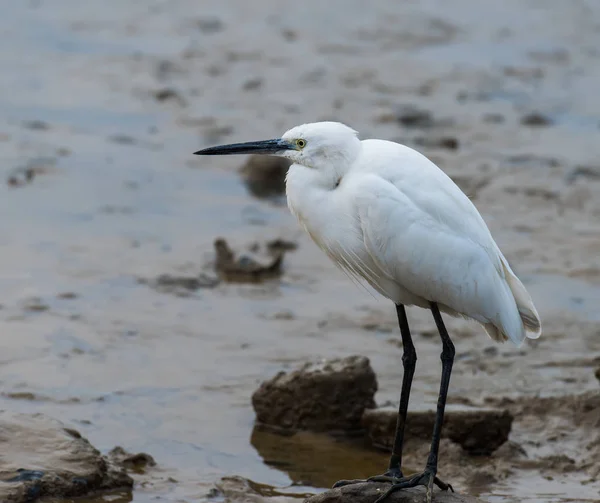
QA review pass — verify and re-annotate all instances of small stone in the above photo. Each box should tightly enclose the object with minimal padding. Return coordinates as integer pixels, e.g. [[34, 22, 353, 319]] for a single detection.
[[252, 356, 377, 433], [362, 406, 513, 455], [108, 446, 156, 471], [595, 367, 600, 383], [520, 112, 553, 127], [243, 78, 263, 91], [239, 155, 291, 199], [414, 136, 459, 150], [196, 17, 224, 34], [22, 120, 50, 131], [22, 297, 49, 312], [153, 88, 186, 106], [7, 158, 55, 187], [394, 105, 436, 128]]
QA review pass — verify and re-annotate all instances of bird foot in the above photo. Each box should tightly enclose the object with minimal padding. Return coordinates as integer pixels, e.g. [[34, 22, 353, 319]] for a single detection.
[[333, 468, 453, 503], [332, 467, 404, 488]]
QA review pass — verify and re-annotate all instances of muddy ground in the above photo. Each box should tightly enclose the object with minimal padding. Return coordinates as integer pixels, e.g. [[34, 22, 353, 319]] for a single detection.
[[0, 1, 599, 502]]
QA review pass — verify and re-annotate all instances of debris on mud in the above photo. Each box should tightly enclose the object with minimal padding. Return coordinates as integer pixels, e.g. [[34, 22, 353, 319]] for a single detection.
[[362, 406, 513, 455], [239, 154, 291, 199], [520, 112, 553, 127], [252, 355, 377, 433], [109, 446, 157, 472], [565, 164, 600, 184], [304, 481, 484, 503], [20, 296, 50, 313], [139, 273, 219, 296], [214, 476, 309, 503], [153, 88, 187, 106], [214, 238, 285, 283], [413, 136, 459, 151], [393, 105, 449, 129], [0, 411, 132, 503], [266, 238, 298, 254], [22, 119, 50, 131], [7, 158, 56, 187]]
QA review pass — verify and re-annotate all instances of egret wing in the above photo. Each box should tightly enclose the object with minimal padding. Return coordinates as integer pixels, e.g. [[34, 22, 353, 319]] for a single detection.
[[350, 172, 516, 333]]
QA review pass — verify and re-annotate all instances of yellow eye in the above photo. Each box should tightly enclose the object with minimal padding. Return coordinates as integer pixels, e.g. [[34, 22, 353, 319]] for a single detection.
[[296, 139, 306, 149]]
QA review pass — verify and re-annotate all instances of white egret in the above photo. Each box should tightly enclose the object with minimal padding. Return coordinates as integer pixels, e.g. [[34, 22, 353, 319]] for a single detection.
[[194, 122, 541, 502]]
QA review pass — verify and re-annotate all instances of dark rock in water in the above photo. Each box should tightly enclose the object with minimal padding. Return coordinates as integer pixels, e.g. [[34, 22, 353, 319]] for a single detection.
[[362, 406, 512, 455], [239, 155, 291, 199], [0, 412, 132, 502], [252, 356, 377, 433], [520, 112, 553, 127], [214, 238, 285, 283], [304, 482, 484, 503], [108, 446, 157, 472]]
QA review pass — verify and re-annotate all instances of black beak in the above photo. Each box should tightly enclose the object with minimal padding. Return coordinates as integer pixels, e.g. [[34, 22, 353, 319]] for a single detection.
[[194, 138, 294, 156]]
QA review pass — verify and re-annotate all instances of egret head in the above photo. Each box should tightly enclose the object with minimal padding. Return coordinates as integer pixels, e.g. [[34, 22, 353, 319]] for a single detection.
[[194, 122, 361, 173]]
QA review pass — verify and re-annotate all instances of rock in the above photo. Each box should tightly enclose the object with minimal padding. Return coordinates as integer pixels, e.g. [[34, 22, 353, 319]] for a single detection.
[[0, 411, 132, 502], [304, 482, 485, 503], [214, 476, 298, 503], [520, 112, 553, 127], [108, 446, 157, 471], [362, 406, 513, 455], [214, 238, 285, 283], [239, 155, 291, 199], [252, 356, 377, 433], [595, 367, 600, 383]]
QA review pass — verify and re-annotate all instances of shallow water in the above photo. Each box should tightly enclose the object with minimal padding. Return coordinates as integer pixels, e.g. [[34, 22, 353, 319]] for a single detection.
[[1, 1, 599, 502]]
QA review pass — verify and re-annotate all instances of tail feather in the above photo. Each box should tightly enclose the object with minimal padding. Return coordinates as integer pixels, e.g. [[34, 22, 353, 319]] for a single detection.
[[500, 257, 542, 339]]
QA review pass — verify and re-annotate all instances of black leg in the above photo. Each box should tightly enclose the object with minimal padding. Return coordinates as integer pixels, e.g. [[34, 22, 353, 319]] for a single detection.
[[369, 303, 456, 503], [427, 302, 455, 474], [387, 304, 416, 475], [333, 302, 455, 503]]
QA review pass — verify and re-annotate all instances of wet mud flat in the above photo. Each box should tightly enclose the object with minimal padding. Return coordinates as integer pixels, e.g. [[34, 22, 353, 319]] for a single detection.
[[0, 0, 599, 502]]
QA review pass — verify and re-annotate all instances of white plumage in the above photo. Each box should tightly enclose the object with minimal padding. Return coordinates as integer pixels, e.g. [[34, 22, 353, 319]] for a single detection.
[[194, 120, 542, 500], [283, 122, 541, 346]]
